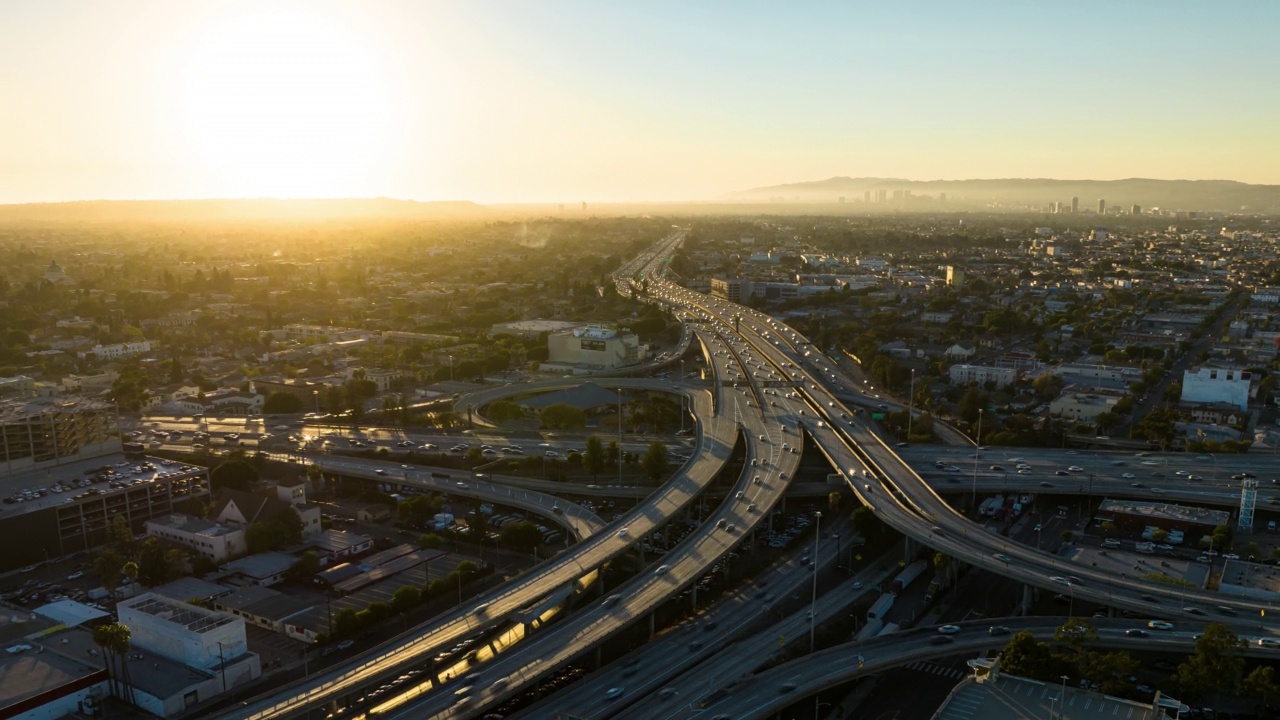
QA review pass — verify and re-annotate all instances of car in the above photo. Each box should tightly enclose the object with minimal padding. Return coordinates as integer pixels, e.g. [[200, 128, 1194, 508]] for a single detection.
[[1183, 607, 1206, 616], [1258, 638, 1280, 648], [1040, 482, 1054, 488], [929, 635, 954, 645], [1055, 470, 1070, 476], [779, 683, 797, 694], [1125, 628, 1148, 637], [1122, 473, 1136, 479], [1148, 620, 1174, 630], [1049, 576, 1072, 586], [937, 625, 961, 635], [374, 469, 386, 475], [944, 466, 961, 472], [989, 465, 1005, 472], [1130, 482, 1145, 488], [1017, 469, 1032, 475], [655, 565, 671, 576], [1223, 553, 1240, 560], [1068, 466, 1084, 472], [852, 580, 863, 589], [988, 626, 1010, 635], [606, 687, 625, 699], [993, 553, 1012, 562], [1140, 594, 1159, 603], [336, 639, 355, 650], [65, 571, 83, 581]]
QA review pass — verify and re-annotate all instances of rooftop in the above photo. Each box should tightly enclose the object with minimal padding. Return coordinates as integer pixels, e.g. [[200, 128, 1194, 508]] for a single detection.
[[937, 674, 1161, 720], [0, 640, 101, 708], [221, 551, 297, 580], [120, 593, 237, 634], [1098, 498, 1231, 527], [215, 586, 313, 623], [151, 577, 234, 604]]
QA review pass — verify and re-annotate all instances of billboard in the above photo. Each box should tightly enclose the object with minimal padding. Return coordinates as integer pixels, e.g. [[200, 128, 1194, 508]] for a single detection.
[[580, 339, 607, 352]]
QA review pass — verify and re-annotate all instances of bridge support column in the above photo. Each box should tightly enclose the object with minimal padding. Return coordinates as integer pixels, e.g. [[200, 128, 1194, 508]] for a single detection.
[[595, 646, 602, 669], [649, 612, 656, 638], [1020, 585, 1033, 616], [691, 586, 698, 607], [903, 537, 916, 564]]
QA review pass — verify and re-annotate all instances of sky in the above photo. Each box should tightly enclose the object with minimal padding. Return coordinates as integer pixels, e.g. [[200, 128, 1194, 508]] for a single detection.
[[2, 0, 1279, 204]]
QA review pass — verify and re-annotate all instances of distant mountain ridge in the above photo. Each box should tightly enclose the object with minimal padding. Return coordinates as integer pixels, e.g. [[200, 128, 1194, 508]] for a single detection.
[[728, 177, 1280, 213], [0, 197, 486, 223]]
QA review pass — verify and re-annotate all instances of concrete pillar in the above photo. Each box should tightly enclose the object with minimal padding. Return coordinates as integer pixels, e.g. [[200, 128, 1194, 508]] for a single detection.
[[903, 538, 916, 564], [595, 646, 602, 668], [649, 612, 656, 638], [1020, 585, 1033, 616], [691, 586, 698, 607]]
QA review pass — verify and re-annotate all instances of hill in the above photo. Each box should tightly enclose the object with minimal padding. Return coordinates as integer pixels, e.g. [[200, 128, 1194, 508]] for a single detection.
[[727, 177, 1280, 213]]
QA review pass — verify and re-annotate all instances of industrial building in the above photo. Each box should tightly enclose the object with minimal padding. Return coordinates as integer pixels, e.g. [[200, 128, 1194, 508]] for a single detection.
[[545, 324, 645, 371], [1097, 498, 1230, 535]]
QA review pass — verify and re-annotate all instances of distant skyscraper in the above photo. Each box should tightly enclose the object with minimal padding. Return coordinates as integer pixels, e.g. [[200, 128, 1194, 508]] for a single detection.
[[939, 192, 946, 203], [1131, 204, 1141, 216], [1051, 201, 1061, 214], [1071, 196, 1079, 213], [1098, 198, 1106, 215], [864, 190, 871, 203]]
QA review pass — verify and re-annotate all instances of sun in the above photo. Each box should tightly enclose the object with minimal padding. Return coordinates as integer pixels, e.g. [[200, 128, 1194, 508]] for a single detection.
[[177, 6, 391, 197]]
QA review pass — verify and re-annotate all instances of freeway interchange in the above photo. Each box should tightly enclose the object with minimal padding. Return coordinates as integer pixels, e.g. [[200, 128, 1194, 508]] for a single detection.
[[216, 231, 1280, 720]]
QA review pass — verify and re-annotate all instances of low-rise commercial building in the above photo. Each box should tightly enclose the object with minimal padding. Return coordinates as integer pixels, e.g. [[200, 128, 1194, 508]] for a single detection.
[[546, 325, 645, 371], [146, 514, 246, 562], [948, 364, 1016, 389]]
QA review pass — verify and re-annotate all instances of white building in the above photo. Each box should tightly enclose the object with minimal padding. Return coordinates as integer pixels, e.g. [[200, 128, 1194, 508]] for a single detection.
[[1181, 367, 1250, 411], [1050, 392, 1120, 421], [89, 340, 152, 360], [949, 364, 1016, 389], [546, 325, 645, 370], [146, 514, 246, 562], [117, 594, 257, 675]]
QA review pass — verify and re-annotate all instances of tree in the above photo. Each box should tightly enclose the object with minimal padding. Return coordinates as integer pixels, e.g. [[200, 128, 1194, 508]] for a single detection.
[[291, 551, 321, 579], [137, 537, 186, 586], [1053, 618, 1098, 675], [391, 585, 422, 613], [210, 458, 258, 492], [828, 491, 842, 512], [582, 436, 606, 480], [108, 515, 136, 559], [1242, 665, 1280, 712], [487, 400, 525, 423], [245, 509, 304, 553], [419, 533, 443, 550], [332, 607, 361, 638], [262, 391, 303, 414], [640, 441, 669, 482], [1176, 623, 1245, 701], [958, 385, 988, 424], [1000, 631, 1056, 681], [539, 403, 587, 430], [1084, 651, 1140, 696], [92, 548, 126, 600], [398, 495, 442, 528], [92, 622, 135, 703], [500, 521, 544, 553]]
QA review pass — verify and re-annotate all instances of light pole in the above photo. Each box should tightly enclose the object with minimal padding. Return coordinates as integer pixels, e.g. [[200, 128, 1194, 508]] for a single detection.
[[907, 368, 915, 441], [448, 355, 454, 383], [971, 409, 984, 511], [810, 511, 822, 653], [618, 388, 624, 485]]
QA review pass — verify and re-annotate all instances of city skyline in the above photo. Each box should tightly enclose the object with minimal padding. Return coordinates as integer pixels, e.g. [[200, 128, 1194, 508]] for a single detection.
[[3, 0, 1280, 204]]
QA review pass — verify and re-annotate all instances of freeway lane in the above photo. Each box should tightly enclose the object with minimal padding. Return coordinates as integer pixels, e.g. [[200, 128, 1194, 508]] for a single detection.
[[691, 617, 1280, 720], [528, 521, 869, 720], [644, 277, 1280, 628], [214, 381, 739, 720], [378, 327, 804, 718]]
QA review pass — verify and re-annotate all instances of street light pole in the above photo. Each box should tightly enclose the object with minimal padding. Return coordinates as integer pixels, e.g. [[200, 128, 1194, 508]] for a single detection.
[[1059, 675, 1069, 719], [907, 368, 915, 441], [971, 409, 984, 511], [618, 388, 624, 485], [810, 511, 822, 653]]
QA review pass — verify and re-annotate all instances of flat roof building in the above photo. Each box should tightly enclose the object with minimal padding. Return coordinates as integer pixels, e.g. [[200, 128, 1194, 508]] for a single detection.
[[1098, 498, 1230, 534], [0, 396, 120, 478]]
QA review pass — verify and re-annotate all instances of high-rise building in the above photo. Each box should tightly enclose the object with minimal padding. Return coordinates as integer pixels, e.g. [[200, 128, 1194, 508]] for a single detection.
[[863, 190, 871, 203], [938, 192, 946, 203], [1131, 204, 1141, 216], [946, 266, 966, 288], [1071, 196, 1079, 213], [1098, 198, 1106, 215]]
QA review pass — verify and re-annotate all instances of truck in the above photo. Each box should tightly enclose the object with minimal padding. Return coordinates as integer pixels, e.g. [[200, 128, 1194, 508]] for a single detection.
[[978, 497, 999, 517], [855, 619, 884, 641], [1135, 542, 1155, 555], [866, 593, 895, 621], [891, 560, 928, 594]]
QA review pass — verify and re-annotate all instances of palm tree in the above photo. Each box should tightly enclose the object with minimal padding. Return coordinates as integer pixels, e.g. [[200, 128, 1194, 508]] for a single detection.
[[92, 622, 135, 704]]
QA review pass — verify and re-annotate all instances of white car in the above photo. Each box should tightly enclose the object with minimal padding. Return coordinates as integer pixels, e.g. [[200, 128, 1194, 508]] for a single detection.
[[1122, 473, 1136, 479], [937, 625, 961, 635], [1147, 620, 1174, 631], [1049, 576, 1072, 586]]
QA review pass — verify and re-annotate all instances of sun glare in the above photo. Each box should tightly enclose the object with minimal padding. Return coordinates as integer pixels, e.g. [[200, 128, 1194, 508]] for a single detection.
[[178, 7, 391, 197]]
